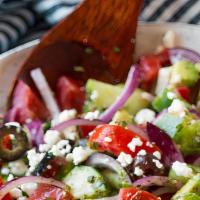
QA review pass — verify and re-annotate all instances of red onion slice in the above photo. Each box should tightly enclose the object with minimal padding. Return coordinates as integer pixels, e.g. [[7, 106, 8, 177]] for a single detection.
[[31, 68, 60, 118], [0, 176, 65, 199], [100, 65, 139, 122], [147, 123, 184, 167], [133, 176, 181, 189], [189, 109, 200, 119], [152, 187, 176, 196], [168, 48, 200, 64], [51, 118, 104, 131], [127, 124, 149, 140], [86, 153, 132, 184], [26, 120, 44, 146]]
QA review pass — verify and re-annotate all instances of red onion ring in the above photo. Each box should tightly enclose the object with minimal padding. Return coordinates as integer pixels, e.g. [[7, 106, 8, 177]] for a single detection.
[[51, 118, 104, 131], [168, 48, 200, 64], [86, 153, 132, 184], [127, 124, 149, 140], [99, 65, 139, 122], [152, 187, 176, 196], [0, 176, 65, 199], [133, 176, 181, 189], [26, 120, 44, 146]]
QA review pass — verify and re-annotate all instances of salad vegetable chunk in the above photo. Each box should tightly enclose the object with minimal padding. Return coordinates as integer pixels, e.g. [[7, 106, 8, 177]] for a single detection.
[[0, 34, 200, 200]]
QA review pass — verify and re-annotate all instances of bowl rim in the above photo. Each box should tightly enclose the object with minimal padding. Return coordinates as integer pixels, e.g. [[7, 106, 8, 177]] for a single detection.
[[1, 22, 200, 60]]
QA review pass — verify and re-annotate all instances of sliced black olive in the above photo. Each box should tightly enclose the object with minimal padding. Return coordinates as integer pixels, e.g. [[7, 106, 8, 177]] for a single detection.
[[0, 125, 29, 161], [32, 152, 55, 176], [126, 154, 165, 181]]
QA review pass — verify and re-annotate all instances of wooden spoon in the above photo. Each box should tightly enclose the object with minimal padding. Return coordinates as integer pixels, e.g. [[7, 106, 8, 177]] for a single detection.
[[18, 0, 142, 90]]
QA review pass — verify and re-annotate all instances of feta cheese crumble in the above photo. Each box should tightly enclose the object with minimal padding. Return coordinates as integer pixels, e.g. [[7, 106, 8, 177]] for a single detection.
[[128, 138, 143, 152], [134, 166, 144, 176], [168, 99, 186, 117], [153, 151, 161, 160], [1, 167, 10, 175], [5, 122, 20, 127], [104, 137, 112, 143], [117, 152, 133, 167], [10, 188, 22, 199], [170, 74, 181, 85], [152, 159, 163, 169], [27, 149, 45, 172], [167, 92, 176, 100], [69, 146, 94, 165], [146, 141, 153, 148], [52, 109, 77, 125], [8, 160, 27, 176], [44, 130, 61, 146], [84, 110, 100, 120], [137, 149, 147, 156], [172, 161, 193, 177], [51, 140, 71, 157], [39, 144, 51, 152], [7, 174, 14, 181], [90, 90, 99, 100], [135, 109, 156, 124], [21, 183, 38, 196], [18, 197, 27, 200]]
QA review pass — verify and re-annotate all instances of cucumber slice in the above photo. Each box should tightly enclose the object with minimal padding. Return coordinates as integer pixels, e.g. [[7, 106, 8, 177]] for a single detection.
[[100, 168, 130, 189], [85, 79, 150, 115], [63, 166, 110, 199], [172, 174, 200, 200]]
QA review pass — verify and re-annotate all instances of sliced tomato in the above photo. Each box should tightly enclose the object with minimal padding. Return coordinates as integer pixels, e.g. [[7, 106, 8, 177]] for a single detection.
[[80, 125, 96, 137], [176, 86, 190, 102], [2, 135, 12, 150], [6, 80, 49, 124], [0, 177, 13, 200], [28, 184, 73, 200], [139, 55, 161, 90], [118, 187, 159, 200], [139, 49, 170, 91], [88, 125, 161, 158], [157, 48, 170, 66], [56, 76, 85, 113]]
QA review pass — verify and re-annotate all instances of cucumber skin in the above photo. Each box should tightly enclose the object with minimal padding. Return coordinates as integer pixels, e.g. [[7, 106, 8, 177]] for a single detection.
[[100, 169, 131, 190], [63, 166, 110, 199], [85, 79, 150, 115], [172, 174, 200, 200]]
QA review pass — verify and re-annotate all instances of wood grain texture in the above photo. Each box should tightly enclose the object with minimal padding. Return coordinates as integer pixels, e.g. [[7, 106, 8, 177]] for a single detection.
[[18, 0, 143, 88]]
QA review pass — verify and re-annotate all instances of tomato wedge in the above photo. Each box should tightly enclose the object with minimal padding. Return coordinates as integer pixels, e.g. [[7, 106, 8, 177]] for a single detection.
[[28, 184, 73, 200], [56, 76, 85, 113], [89, 125, 161, 158], [0, 177, 13, 200], [139, 49, 170, 91], [118, 187, 159, 200], [176, 86, 190, 102], [6, 80, 49, 124]]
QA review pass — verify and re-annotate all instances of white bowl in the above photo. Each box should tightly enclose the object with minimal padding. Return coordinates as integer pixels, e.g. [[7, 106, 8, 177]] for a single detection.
[[0, 23, 200, 114]]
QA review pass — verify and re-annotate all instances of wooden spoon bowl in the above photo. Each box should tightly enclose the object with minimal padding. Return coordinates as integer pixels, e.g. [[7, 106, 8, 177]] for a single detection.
[[18, 0, 142, 90]]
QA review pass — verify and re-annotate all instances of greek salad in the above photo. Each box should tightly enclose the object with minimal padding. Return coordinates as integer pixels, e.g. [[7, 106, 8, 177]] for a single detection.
[[0, 33, 200, 200]]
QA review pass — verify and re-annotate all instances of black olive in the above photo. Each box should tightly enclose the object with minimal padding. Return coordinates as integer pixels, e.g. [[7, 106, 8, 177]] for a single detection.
[[126, 154, 165, 181], [0, 125, 29, 161], [32, 152, 55, 176]]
